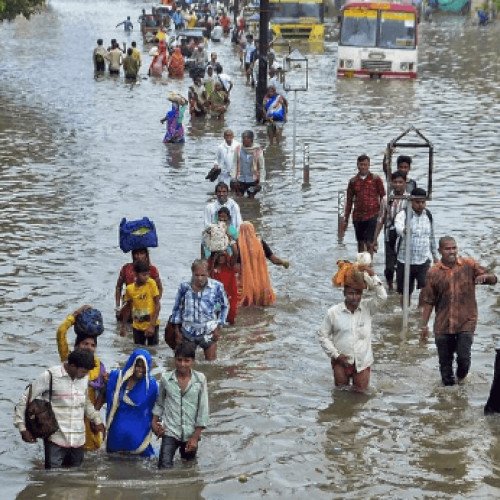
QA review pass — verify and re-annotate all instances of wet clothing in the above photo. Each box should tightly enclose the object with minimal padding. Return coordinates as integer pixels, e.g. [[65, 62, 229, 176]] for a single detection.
[[262, 240, 273, 259], [210, 262, 238, 324], [124, 278, 160, 332], [93, 45, 107, 72], [204, 198, 242, 230], [168, 48, 185, 77], [264, 94, 285, 122], [106, 47, 123, 73], [131, 47, 142, 67], [14, 365, 103, 450], [133, 325, 159, 346], [123, 55, 139, 79], [119, 263, 160, 286], [153, 369, 209, 442], [345, 173, 385, 223], [56, 314, 106, 451], [209, 89, 229, 115], [420, 257, 496, 386], [159, 436, 197, 468], [420, 258, 494, 335], [395, 209, 438, 265], [435, 332, 473, 386], [214, 139, 240, 185], [44, 442, 84, 469], [163, 103, 186, 144], [236, 144, 264, 184], [485, 350, 500, 414], [318, 280, 387, 372], [117, 19, 133, 31], [171, 279, 229, 340], [378, 194, 408, 284], [106, 349, 158, 456], [396, 260, 430, 295], [149, 54, 164, 77], [353, 217, 377, 243]]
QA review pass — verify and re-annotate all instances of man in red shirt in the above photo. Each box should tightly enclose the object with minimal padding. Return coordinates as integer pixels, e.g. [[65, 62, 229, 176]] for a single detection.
[[420, 236, 497, 386], [342, 154, 386, 253]]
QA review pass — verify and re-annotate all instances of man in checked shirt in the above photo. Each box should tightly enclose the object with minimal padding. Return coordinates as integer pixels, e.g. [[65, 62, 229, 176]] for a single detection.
[[170, 259, 229, 361], [420, 236, 497, 386], [341, 154, 386, 254]]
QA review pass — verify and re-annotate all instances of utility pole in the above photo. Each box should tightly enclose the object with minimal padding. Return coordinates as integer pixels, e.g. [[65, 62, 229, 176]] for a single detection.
[[256, 0, 270, 121], [233, 0, 239, 25]]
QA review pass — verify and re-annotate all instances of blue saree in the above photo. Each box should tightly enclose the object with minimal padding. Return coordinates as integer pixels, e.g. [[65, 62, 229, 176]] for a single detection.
[[106, 349, 158, 457]]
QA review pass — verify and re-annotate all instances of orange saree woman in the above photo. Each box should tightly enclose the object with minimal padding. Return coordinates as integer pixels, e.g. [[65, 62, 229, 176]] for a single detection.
[[238, 222, 276, 306], [168, 47, 185, 78]]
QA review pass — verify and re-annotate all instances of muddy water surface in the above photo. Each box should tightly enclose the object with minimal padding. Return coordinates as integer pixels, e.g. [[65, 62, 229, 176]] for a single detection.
[[0, 2, 499, 498]]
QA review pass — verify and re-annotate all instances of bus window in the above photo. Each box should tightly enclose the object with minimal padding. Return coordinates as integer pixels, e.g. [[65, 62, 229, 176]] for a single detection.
[[379, 12, 416, 49], [340, 9, 377, 47], [272, 2, 322, 20]]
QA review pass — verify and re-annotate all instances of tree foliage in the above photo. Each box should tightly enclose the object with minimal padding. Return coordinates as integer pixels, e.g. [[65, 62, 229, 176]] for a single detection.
[[0, 0, 46, 21]]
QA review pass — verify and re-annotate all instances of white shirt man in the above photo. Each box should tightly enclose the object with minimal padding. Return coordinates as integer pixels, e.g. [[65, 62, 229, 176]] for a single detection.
[[203, 183, 242, 230], [14, 351, 104, 469], [318, 272, 387, 391], [211, 25, 223, 41], [214, 130, 240, 186]]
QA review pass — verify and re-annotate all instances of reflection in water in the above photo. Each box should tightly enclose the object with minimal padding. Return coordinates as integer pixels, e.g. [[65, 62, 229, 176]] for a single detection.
[[164, 143, 185, 170], [0, 2, 499, 498]]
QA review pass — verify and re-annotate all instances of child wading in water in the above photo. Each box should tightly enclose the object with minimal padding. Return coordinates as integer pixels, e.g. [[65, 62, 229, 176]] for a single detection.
[[120, 260, 161, 345], [152, 342, 209, 468]]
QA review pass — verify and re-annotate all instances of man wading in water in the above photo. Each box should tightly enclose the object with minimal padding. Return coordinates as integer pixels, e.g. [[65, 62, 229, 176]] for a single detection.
[[420, 236, 497, 386], [318, 261, 387, 391], [341, 154, 385, 254]]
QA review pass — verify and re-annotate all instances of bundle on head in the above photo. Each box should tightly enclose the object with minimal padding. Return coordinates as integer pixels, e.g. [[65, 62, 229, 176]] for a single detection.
[[332, 252, 373, 291], [238, 222, 276, 306]]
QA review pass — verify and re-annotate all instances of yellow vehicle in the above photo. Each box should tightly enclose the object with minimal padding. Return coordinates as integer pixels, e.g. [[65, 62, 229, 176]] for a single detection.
[[270, 0, 325, 41]]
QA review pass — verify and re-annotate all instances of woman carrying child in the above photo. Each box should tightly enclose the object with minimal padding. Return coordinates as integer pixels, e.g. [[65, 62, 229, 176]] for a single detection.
[[205, 207, 239, 325]]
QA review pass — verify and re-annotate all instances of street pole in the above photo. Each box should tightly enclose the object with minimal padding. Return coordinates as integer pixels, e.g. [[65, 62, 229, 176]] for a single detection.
[[292, 90, 297, 165], [303, 143, 310, 186], [233, 0, 239, 25], [338, 191, 346, 244], [256, 0, 270, 121], [402, 199, 412, 331]]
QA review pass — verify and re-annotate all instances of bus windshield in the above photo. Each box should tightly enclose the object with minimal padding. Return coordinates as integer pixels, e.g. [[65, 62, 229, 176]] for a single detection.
[[271, 2, 322, 21], [379, 12, 416, 49], [340, 10, 377, 47]]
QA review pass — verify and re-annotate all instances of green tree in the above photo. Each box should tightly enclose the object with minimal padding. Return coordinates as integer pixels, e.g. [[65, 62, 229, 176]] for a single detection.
[[0, 0, 45, 21]]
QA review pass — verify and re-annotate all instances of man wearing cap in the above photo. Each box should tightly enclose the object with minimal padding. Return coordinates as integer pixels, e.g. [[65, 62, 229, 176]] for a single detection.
[[318, 266, 387, 391]]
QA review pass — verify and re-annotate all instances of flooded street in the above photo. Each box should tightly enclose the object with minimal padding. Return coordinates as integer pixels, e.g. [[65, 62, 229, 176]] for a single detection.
[[0, 1, 499, 498]]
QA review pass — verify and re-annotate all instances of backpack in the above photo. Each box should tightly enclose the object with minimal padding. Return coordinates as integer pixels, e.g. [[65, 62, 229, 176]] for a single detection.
[[95, 52, 105, 64]]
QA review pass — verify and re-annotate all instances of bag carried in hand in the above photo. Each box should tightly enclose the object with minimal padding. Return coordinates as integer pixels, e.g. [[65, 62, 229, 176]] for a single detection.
[[205, 166, 221, 182], [119, 217, 158, 253], [25, 370, 59, 439]]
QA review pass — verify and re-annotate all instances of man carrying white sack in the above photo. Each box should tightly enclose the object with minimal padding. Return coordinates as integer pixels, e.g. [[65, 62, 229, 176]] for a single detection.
[[318, 253, 387, 391]]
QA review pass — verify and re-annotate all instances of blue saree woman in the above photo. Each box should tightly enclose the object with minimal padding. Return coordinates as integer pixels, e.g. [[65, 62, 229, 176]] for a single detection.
[[106, 349, 158, 457]]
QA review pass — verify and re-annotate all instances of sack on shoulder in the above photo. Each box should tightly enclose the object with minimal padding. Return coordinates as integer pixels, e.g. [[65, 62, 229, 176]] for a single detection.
[[25, 371, 59, 439]]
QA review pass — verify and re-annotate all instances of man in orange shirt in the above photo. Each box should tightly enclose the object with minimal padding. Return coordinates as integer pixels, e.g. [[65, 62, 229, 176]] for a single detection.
[[420, 236, 497, 386]]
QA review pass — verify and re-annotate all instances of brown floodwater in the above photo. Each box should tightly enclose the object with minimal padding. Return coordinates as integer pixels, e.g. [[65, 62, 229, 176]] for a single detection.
[[0, 1, 499, 498]]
